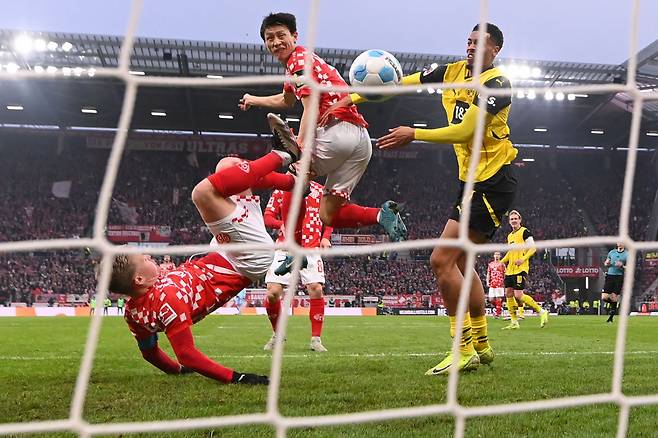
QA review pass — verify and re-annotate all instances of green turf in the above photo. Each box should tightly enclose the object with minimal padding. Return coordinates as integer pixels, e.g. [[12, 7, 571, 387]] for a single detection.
[[1, 315, 657, 437]]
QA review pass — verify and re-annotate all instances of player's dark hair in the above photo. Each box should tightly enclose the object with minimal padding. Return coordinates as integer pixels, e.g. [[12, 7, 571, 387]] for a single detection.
[[260, 12, 297, 41], [472, 23, 504, 48], [109, 255, 136, 295]]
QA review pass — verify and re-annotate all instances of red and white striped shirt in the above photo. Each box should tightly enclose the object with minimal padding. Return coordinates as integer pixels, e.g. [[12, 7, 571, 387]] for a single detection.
[[487, 260, 506, 288], [125, 253, 251, 340], [264, 181, 333, 248], [284, 46, 367, 128]]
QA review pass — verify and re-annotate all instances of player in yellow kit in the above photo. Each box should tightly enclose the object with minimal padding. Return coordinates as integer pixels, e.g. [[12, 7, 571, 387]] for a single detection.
[[322, 23, 517, 374], [500, 210, 549, 330]]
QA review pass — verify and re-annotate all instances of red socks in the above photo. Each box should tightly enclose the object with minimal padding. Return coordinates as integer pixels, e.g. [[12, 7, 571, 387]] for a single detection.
[[207, 152, 283, 197], [253, 172, 295, 191], [265, 297, 282, 331], [329, 204, 379, 228], [494, 298, 502, 317], [309, 298, 325, 337]]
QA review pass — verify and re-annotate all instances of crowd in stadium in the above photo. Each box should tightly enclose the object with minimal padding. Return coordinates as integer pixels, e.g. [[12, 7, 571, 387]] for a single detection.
[[0, 139, 655, 308]]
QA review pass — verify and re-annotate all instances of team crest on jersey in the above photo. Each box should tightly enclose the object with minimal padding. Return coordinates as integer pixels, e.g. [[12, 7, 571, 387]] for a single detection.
[[238, 161, 250, 173], [158, 303, 178, 326]]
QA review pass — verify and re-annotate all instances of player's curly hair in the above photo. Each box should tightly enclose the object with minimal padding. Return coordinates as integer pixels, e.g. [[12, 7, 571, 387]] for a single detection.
[[472, 23, 504, 48], [109, 255, 136, 294], [260, 12, 297, 41]]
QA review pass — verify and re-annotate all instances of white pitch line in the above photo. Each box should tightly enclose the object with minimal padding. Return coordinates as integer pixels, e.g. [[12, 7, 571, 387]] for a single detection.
[[3, 350, 658, 361]]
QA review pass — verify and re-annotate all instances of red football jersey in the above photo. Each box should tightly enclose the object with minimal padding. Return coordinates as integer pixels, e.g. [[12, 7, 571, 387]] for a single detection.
[[487, 261, 506, 288], [283, 46, 368, 128], [124, 253, 251, 340], [265, 181, 329, 248]]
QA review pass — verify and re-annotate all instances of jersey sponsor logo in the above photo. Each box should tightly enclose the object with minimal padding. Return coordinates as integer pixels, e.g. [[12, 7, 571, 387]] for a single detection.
[[158, 303, 178, 326], [487, 96, 497, 107], [451, 101, 470, 124]]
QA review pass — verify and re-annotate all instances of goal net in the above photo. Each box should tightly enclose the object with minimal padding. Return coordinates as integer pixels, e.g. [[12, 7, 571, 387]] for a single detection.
[[0, 0, 656, 437]]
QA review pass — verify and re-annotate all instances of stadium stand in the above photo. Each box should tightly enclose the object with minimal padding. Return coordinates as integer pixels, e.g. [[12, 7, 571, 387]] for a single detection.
[[0, 135, 655, 308]]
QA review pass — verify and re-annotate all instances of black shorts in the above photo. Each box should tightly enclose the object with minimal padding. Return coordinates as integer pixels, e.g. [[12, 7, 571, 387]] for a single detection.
[[449, 165, 518, 240], [603, 274, 624, 295], [504, 272, 527, 290]]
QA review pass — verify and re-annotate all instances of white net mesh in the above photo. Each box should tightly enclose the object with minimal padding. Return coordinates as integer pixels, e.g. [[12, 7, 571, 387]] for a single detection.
[[1, 0, 657, 436]]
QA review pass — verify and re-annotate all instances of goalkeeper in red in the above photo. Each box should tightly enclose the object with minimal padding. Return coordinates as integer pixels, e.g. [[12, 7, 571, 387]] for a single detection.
[[325, 23, 517, 374], [109, 142, 301, 385]]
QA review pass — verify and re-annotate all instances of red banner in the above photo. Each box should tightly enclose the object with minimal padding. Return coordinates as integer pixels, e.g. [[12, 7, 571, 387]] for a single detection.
[[555, 266, 601, 277], [107, 225, 171, 243]]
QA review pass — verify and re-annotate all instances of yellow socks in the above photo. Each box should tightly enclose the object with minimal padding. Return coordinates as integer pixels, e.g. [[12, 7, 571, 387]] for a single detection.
[[470, 315, 490, 353], [521, 293, 542, 313], [449, 313, 475, 355], [506, 297, 518, 322]]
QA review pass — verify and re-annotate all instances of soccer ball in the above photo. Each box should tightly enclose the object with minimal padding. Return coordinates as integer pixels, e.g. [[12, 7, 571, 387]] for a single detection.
[[349, 49, 403, 101]]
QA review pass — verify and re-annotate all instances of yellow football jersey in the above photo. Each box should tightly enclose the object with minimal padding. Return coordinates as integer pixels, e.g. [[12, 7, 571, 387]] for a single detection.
[[416, 60, 518, 182], [502, 226, 534, 275]]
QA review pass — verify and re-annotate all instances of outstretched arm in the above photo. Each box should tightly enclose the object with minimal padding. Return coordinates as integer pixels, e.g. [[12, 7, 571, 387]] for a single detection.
[[378, 73, 511, 150], [319, 72, 425, 126], [378, 104, 483, 150], [167, 327, 269, 385], [239, 91, 296, 111], [136, 333, 183, 374], [167, 327, 235, 383]]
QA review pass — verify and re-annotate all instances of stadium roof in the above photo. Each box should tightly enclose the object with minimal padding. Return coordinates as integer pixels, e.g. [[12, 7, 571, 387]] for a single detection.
[[1, 30, 657, 150]]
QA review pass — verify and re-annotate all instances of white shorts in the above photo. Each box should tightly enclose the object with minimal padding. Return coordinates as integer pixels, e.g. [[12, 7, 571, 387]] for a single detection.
[[312, 121, 372, 201], [265, 250, 325, 286], [488, 287, 505, 299], [206, 195, 273, 282]]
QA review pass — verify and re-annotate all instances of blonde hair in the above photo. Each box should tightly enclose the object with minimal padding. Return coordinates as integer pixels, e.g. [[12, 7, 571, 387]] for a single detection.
[[508, 209, 522, 221], [109, 255, 136, 294]]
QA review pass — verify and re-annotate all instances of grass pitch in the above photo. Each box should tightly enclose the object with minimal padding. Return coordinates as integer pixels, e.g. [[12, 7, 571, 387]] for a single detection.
[[2, 315, 658, 437]]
